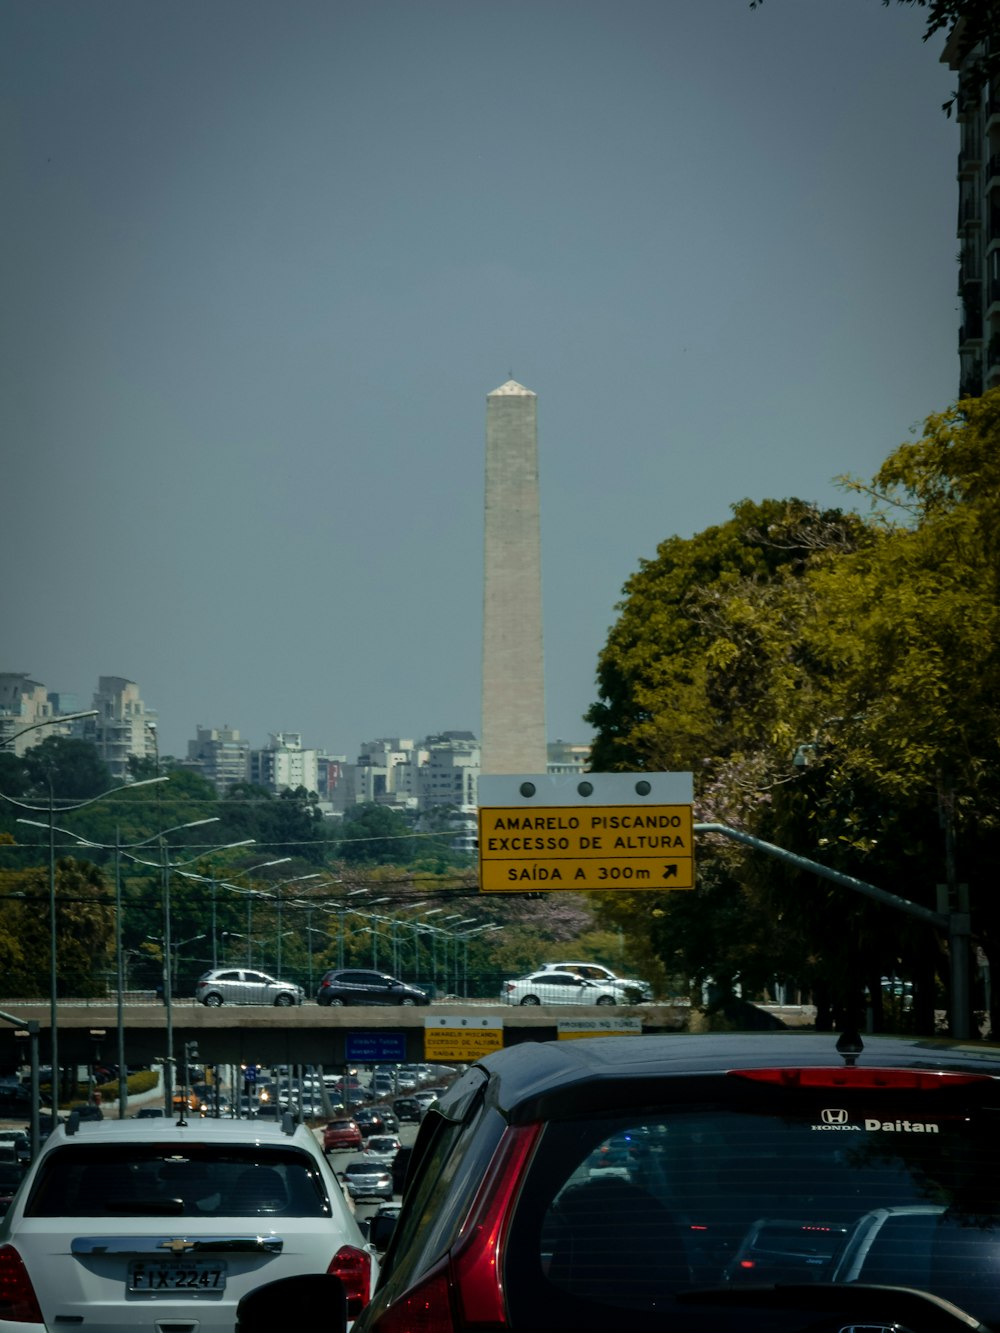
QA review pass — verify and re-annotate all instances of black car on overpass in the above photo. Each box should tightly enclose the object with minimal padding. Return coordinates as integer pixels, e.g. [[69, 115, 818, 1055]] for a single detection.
[[315, 969, 430, 1007]]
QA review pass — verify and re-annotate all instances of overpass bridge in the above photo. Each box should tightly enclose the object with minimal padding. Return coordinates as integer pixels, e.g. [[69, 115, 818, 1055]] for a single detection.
[[0, 1001, 689, 1071]]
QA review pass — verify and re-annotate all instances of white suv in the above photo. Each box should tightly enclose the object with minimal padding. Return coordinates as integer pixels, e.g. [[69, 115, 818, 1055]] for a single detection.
[[540, 960, 653, 1002], [0, 1111, 377, 1330]]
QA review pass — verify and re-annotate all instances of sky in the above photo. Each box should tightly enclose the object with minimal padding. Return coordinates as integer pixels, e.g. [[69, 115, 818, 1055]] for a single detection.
[[2, 0, 960, 764]]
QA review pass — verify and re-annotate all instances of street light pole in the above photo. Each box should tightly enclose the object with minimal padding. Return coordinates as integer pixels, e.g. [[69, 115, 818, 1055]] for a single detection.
[[233, 859, 291, 968], [5, 772, 167, 1119], [47, 781, 57, 1106], [272, 874, 321, 978], [0, 709, 98, 752], [120, 820, 251, 1114], [114, 827, 126, 1117], [117, 828, 250, 1114], [161, 836, 174, 1113]]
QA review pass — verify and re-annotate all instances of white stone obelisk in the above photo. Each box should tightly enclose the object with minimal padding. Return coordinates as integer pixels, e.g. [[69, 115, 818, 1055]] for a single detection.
[[481, 379, 547, 775]]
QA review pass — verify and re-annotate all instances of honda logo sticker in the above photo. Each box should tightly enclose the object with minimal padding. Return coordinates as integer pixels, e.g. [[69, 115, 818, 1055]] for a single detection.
[[812, 1107, 860, 1132]]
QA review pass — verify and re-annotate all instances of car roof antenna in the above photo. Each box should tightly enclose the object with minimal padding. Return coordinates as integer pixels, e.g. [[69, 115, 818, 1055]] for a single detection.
[[836, 1030, 864, 1067]]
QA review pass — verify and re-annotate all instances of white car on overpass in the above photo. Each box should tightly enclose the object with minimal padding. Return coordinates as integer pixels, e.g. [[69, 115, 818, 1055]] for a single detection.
[[539, 960, 653, 1002], [501, 971, 621, 1006]]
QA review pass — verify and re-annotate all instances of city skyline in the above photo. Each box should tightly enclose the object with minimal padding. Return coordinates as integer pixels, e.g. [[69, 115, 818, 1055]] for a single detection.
[[0, 669, 589, 769]]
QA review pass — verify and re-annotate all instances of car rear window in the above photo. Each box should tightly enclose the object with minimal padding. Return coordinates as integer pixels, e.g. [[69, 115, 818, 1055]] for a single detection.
[[25, 1143, 333, 1219], [503, 1082, 1000, 1330]]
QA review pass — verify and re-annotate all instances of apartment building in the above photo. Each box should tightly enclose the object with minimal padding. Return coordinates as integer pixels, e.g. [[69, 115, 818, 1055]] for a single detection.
[[187, 725, 250, 794], [418, 732, 480, 809], [250, 732, 319, 795], [83, 677, 157, 780], [0, 673, 55, 755], [347, 738, 425, 811], [547, 739, 592, 776], [946, 32, 1000, 397]]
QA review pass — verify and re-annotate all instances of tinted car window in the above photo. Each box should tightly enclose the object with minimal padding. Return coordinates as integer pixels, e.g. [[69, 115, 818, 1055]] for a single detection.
[[379, 1098, 505, 1292], [26, 1144, 333, 1219], [501, 1092, 1000, 1330]]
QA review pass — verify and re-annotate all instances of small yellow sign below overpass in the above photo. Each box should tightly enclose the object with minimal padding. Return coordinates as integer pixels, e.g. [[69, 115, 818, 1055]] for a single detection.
[[557, 1017, 643, 1040]]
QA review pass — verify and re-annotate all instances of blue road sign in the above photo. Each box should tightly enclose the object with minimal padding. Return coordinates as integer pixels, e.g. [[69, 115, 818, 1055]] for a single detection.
[[345, 1032, 407, 1064]]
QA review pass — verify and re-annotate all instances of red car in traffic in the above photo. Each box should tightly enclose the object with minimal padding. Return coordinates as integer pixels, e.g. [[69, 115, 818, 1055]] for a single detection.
[[322, 1117, 363, 1153]]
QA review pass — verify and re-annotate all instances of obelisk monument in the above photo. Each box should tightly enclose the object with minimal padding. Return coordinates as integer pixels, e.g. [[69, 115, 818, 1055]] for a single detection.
[[481, 379, 547, 775]]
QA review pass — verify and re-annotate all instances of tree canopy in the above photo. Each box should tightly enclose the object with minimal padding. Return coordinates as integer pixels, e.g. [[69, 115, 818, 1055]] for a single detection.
[[587, 389, 1000, 1032]]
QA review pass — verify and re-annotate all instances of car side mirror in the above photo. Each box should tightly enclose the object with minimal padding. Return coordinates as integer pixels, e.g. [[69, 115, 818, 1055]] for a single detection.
[[237, 1275, 346, 1333], [368, 1213, 399, 1251]]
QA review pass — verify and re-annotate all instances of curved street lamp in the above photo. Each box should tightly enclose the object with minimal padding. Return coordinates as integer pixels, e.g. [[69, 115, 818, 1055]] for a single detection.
[[122, 830, 255, 1113], [2, 773, 168, 1112], [0, 709, 98, 752], [269, 875, 323, 978], [18, 816, 226, 1117], [225, 859, 291, 967]]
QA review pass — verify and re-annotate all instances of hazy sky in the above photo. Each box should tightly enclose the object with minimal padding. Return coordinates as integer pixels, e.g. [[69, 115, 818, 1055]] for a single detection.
[[3, 0, 959, 763]]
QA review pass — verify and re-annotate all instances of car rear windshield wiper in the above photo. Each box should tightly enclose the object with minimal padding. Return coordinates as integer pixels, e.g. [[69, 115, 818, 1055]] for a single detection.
[[676, 1282, 988, 1332], [103, 1198, 185, 1215]]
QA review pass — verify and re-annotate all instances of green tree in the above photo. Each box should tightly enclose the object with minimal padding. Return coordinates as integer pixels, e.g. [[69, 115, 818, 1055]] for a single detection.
[[412, 805, 476, 873], [336, 804, 422, 866], [587, 391, 1000, 1033], [586, 498, 865, 776], [219, 783, 328, 867], [0, 859, 113, 997], [0, 737, 112, 809]]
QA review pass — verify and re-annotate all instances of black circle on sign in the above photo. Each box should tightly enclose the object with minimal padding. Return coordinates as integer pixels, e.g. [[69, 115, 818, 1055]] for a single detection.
[[577, 781, 594, 797], [519, 782, 536, 798], [635, 780, 652, 796]]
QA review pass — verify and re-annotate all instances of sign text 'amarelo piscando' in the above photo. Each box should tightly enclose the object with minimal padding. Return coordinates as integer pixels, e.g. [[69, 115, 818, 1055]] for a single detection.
[[477, 773, 694, 892]]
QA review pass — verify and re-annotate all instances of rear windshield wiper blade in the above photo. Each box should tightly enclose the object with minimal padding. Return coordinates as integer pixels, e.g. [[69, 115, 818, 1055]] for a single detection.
[[103, 1198, 185, 1215], [677, 1282, 988, 1332]]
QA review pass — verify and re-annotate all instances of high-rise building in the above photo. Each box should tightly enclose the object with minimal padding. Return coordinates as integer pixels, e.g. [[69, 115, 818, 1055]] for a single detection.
[[0, 673, 54, 754], [250, 732, 319, 795], [418, 731, 480, 808], [187, 726, 250, 794], [944, 31, 1000, 398], [481, 379, 546, 775], [547, 739, 592, 776], [84, 676, 157, 779]]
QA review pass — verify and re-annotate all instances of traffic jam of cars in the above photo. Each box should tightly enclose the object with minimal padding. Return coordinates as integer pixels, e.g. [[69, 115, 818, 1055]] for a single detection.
[[0, 1060, 454, 1332], [7, 952, 998, 1333], [3, 1032, 1000, 1331]]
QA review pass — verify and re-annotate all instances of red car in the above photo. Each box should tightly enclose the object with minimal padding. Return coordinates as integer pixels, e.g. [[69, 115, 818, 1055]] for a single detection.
[[322, 1117, 363, 1154]]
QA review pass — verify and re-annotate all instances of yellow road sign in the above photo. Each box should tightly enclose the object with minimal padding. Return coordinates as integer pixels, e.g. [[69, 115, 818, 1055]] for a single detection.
[[478, 803, 694, 892], [557, 1018, 643, 1040], [423, 1016, 504, 1061]]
